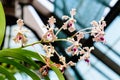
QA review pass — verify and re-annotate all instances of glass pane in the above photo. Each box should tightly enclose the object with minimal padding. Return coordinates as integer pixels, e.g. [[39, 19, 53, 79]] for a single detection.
[[76, 54, 120, 80], [54, 0, 111, 29], [105, 16, 120, 47]]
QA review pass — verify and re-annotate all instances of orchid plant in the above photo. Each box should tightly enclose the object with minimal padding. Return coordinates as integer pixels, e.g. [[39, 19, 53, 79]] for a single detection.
[[13, 9, 106, 76], [0, 2, 106, 79]]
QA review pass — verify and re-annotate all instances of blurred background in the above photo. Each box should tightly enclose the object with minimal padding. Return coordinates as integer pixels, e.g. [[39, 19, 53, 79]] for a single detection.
[[1, 0, 120, 80]]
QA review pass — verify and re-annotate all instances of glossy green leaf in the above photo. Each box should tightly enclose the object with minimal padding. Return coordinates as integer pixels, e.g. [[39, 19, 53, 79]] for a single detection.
[[0, 49, 39, 69], [0, 2, 6, 47], [5, 48, 45, 62], [0, 57, 40, 80], [0, 48, 65, 80], [51, 66, 65, 80], [0, 75, 5, 80], [0, 66, 16, 80]]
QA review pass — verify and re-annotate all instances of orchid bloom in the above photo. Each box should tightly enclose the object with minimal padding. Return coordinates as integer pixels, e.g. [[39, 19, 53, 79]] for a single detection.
[[13, 32, 27, 44], [59, 55, 66, 65], [48, 16, 56, 26], [62, 9, 76, 32], [79, 47, 94, 63], [39, 58, 50, 76], [39, 65, 49, 76], [91, 18, 106, 43], [43, 45, 54, 58], [92, 31, 105, 42], [42, 16, 57, 42], [13, 19, 28, 45], [66, 41, 80, 56], [42, 28, 57, 42], [76, 32, 84, 42]]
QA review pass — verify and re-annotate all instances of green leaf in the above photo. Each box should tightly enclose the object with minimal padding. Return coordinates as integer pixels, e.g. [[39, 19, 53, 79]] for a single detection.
[[4, 48, 45, 62], [0, 49, 39, 69], [0, 48, 65, 80], [0, 57, 40, 80], [0, 75, 5, 80], [0, 2, 6, 47], [0, 66, 16, 80], [51, 66, 65, 80]]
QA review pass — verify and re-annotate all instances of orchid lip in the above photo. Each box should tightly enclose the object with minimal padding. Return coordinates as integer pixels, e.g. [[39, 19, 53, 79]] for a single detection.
[[68, 22, 73, 27], [73, 47, 77, 52], [85, 59, 89, 63], [100, 37, 104, 41], [18, 36, 22, 40]]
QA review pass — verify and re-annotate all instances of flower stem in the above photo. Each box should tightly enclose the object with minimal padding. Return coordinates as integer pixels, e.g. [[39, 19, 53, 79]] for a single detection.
[[49, 43, 60, 57], [71, 27, 92, 38], [22, 40, 42, 48], [84, 31, 91, 34], [22, 38, 73, 48], [55, 38, 73, 43], [55, 26, 63, 36]]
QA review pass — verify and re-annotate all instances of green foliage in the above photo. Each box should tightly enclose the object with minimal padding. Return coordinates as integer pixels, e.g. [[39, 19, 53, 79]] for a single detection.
[[0, 66, 16, 80], [0, 48, 65, 80], [0, 57, 40, 80], [51, 66, 65, 80], [0, 2, 5, 48], [0, 49, 39, 69]]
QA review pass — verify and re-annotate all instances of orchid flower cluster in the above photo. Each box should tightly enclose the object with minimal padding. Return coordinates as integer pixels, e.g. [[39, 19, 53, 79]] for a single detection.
[[13, 9, 106, 76]]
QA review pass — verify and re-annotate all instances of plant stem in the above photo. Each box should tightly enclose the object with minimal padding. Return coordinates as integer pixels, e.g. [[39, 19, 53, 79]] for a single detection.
[[22, 40, 42, 48], [22, 38, 72, 48], [71, 27, 92, 38], [55, 38, 73, 43], [49, 43, 60, 57], [84, 31, 91, 34], [55, 26, 63, 36]]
